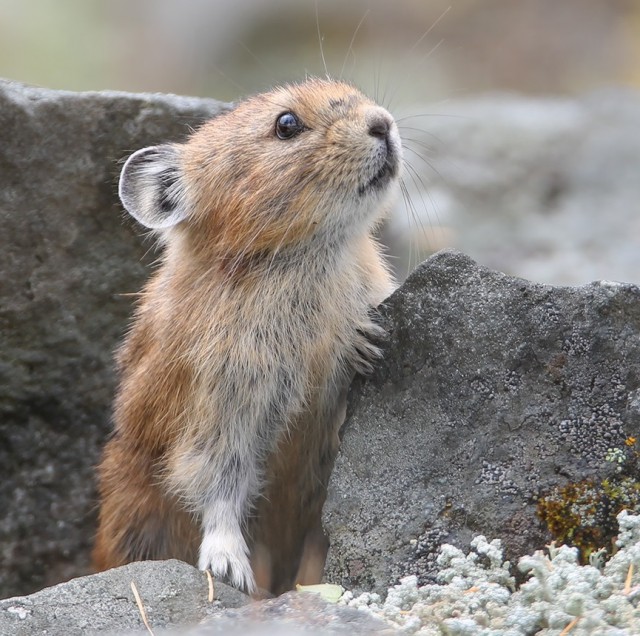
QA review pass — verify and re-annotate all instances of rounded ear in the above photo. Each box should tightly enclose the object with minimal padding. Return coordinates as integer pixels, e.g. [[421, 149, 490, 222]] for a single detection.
[[118, 145, 189, 229]]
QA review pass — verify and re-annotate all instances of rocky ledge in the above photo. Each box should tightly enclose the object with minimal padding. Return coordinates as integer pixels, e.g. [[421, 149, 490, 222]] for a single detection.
[[3, 79, 640, 633], [325, 249, 640, 596], [0, 560, 392, 635]]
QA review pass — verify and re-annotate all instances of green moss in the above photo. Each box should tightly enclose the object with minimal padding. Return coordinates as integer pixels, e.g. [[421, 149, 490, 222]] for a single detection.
[[537, 438, 640, 561], [537, 480, 609, 561]]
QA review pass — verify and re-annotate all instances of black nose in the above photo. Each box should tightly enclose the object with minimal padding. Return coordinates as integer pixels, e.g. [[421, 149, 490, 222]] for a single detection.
[[368, 116, 391, 139]]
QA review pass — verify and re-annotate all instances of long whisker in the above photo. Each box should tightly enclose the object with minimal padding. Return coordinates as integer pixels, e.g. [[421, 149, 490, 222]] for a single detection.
[[403, 158, 445, 257], [408, 6, 452, 55], [396, 112, 468, 124], [402, 143, 446, 182], [398, 125, 448, 152], [315, 0, 329, 79], [399, 176, 426, 276], [398, 179, 414, 275], [236, 40, 278, 87], [380, 5, 451, 111], [400, 144, 451, 200], [402, 164, 432, 252], [399, 136, 437, 157], [339, 8, 370, 81], [208, 62, 247, 96]]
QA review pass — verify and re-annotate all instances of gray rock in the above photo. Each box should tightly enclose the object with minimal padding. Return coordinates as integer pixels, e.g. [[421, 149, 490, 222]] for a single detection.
[[0, 559, 248, 636], [0, 560, 390, 636], [324, 249, 640, 595], [0, 79, 228, 598]]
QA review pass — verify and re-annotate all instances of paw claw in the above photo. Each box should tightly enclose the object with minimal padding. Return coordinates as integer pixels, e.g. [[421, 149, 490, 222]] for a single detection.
[[353, 321, 385, 374]]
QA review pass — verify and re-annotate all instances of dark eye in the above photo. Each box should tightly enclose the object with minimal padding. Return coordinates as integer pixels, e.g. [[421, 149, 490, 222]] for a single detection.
[[275, 112, 303, 140]]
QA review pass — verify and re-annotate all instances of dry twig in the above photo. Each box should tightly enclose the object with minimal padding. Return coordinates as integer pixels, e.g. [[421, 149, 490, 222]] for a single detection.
[[206, 569, 215, 603], [625, 563, 634, 595], [559, 617, 579, 636], [131, 581, 154, 636]]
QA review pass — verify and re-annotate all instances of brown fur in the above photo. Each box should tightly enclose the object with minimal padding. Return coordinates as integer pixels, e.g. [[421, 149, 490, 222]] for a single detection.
[[93, 79, 400, 595]]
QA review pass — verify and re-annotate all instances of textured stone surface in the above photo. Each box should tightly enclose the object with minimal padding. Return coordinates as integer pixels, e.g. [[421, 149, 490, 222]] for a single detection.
[[324, 249, 640, 595], [0, 560, 247, 636], [0, 560, 392, 636], [0, 79, 227, 598]]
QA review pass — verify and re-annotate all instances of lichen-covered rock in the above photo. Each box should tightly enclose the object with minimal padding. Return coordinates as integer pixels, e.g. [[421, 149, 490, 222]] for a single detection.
[[324, 249, 640, 595], [0, 79, 227, 598], [0, 559, 247, 636], [0, 560, 392, 636]]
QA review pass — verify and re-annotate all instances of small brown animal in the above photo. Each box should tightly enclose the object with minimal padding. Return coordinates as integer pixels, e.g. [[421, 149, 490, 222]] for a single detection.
[[93, 78, 401, 595]]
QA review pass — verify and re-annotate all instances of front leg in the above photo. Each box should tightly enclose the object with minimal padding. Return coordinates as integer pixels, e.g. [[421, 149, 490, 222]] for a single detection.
[[193, 451, 262, 594], [199, 500, 255, 593], [168, 349, 304, 594]]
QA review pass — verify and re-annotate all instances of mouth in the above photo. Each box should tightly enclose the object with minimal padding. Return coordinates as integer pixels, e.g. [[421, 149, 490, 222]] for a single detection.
[[358, 144, 400, 197]]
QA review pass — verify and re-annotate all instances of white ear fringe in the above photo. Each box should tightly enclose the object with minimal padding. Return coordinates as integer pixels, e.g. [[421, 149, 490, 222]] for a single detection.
[[119, 145, 188, 230]]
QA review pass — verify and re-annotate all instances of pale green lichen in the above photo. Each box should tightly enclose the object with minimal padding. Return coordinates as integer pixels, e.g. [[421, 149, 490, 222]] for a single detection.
[[339, 511, 640, 635], [606, 447, 627, 471]]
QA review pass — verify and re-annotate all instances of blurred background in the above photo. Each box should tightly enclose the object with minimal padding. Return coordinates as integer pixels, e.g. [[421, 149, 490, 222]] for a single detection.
[[2, 0, 640, 284]]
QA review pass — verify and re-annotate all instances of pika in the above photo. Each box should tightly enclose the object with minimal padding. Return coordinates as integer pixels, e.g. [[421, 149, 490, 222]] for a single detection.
[[93, 78, 401, 595]]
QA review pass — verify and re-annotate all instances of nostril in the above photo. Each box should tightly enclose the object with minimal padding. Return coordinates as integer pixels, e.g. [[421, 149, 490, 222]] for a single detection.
[[368, 116, 390, 139]]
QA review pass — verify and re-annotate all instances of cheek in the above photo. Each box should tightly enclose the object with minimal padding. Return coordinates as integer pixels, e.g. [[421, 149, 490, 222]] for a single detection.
[[325, 128, 375, 179], [228, 168, 323, 250]]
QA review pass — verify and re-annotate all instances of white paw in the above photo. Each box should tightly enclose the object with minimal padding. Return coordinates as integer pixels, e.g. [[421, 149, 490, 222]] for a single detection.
[[198, 528, 256, 594]]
